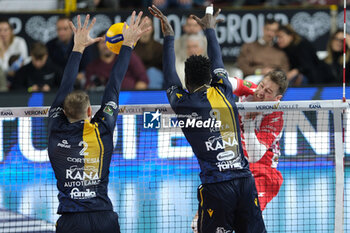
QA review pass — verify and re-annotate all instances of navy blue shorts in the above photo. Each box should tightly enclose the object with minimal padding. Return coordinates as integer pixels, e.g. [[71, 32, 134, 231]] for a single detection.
[[56, 210, 120, 233], [197, 176, 266, 233]]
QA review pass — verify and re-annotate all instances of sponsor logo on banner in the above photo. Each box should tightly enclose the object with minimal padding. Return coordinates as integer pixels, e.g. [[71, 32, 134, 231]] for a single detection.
[[24, 108, 49, 116], [118, 106, 143, 114], [154, 107, 168, 113], [118, 106, 126, 113], [0, 110, 13, 116], [309, 103, 321, 109], [256, 102, 298, 110], [70, 188, 96, 199], [237, 104, 245, 110]]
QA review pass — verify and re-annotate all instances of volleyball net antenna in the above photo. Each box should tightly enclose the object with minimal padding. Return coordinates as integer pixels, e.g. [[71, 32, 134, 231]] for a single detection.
[[0, 100, 348, 233]]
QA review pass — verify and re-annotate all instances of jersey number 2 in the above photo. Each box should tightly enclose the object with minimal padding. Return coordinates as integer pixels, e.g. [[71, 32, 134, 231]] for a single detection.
[[79, 141, 89, 156]]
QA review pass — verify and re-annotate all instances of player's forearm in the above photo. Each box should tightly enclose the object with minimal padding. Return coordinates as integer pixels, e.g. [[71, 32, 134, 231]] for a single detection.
[[51, 52, 82, 108], [102, 45, 132, 103], [163, 36, 182, 87], [205, 28, 224, 71]]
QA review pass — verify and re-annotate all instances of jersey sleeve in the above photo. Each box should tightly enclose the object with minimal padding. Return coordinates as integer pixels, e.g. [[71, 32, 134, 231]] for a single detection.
[[204, 29, 234, 94], [243, 112, 284, 163], [48, 52, 82, 132], [92, 45, 132, 132], [229, 77, 256, 97], [163, 36, 182, 88], [166, 85, 188, 110]]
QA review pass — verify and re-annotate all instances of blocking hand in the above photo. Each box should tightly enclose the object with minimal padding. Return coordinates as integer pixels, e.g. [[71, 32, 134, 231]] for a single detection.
[[70, 14, 104, 53], [190, 4, 223, 30], [122, 11, 152, 48], [148, 5, 174, 37]]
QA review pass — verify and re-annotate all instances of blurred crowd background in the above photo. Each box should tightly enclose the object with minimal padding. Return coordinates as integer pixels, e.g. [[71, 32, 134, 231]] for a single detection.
[[0, 0, 349, 93]]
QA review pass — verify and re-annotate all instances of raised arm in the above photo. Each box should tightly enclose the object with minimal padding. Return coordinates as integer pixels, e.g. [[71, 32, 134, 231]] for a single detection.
[[149, 5, 182, 88], [100, 11, 151, 105], [191, 5, 225, 74], [50, 15, 103, 109]]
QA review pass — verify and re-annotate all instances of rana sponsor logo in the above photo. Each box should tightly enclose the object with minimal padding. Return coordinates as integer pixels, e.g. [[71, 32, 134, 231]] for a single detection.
[[309, 103, 321, 109], [0, 110, 13, 116]]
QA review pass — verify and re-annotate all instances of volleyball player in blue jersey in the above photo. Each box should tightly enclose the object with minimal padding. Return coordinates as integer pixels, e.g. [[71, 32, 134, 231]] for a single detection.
[[149, 5, 266, 233], [47, 12, 150, 233]]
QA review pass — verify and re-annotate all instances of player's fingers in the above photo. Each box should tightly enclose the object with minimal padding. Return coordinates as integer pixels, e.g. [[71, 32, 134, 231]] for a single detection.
[[77, 15, 81, 29], [148, 6, 157, 17], [69, 21, 77, 33], [190, 15, 201, 24], [87, 17, 96, 31], [216, 19, 224, 24], [83, 14, 90, 29], [140, 25, 152, 36], [151, 5, 163, 17], [214, 8, 221, 18], [122, 22, 127, 34], [129, 11, 136, 27], [135, 11, 143, 27], [91, 36, 104, 44], [139, 16, 149, 31]]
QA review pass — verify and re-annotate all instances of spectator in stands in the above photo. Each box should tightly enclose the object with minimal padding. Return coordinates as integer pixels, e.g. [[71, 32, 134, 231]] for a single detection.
[[175, 34, 206, 87], [85, 33, 149, 91], [134, 17, 164, 89], [12, 42, 61, 92], [77, 0, 118, 10], [0, 19, 28, 74], [46, 16, 94, 89], [0, 66, 7, 92], [175, 16, 207, 63], [152, 0, 192, 9], [276, 24, 332, 85], [237, 19, 289, 83], [323, 29, 350, 84]]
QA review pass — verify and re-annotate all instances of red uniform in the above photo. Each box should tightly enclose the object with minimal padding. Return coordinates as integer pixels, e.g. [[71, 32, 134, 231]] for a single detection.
[[230, 77, 284, 211]]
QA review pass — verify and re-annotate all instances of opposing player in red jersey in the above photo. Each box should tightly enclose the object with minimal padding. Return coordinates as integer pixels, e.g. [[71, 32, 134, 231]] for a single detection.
[[191, 71, 288, 232], [230, 70, 288, 211]]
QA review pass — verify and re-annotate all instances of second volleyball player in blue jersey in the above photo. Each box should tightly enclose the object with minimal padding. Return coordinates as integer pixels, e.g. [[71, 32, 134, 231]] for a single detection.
[[149, 5, 266, 233]]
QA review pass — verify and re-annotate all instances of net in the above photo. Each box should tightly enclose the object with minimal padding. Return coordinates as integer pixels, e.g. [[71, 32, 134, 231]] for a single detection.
[[0, 100, 348, 233]]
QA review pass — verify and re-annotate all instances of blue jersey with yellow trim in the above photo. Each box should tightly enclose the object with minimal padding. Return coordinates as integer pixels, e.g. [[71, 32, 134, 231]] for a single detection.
[[48, 47, 132, 213], [163, 30, 251, 184]]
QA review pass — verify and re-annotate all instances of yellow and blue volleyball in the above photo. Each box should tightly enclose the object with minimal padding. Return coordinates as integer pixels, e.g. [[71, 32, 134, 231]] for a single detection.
[[105, 22, 128, 54]]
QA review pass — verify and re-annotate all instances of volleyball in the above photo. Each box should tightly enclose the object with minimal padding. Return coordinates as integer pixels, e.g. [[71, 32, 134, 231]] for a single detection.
[[105, 22, 128, 54]]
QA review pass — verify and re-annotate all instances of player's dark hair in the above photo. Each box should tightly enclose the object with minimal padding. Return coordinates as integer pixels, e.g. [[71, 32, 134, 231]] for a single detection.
[[0, 18, 12, 29], [184, 55, 211, 91], [63, 90, 90, 120], [264, 70, 288, 95]]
